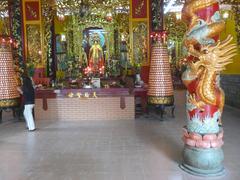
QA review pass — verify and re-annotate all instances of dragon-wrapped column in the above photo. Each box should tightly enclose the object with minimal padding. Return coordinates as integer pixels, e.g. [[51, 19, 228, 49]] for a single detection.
[[179, 0, 237, 176]]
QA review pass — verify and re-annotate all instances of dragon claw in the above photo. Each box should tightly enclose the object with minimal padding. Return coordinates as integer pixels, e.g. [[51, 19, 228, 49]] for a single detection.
[[188, 93, 205, 111]]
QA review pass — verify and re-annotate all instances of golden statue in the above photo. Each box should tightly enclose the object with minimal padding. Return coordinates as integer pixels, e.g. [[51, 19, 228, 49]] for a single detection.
[[88, 36, 104, 73]]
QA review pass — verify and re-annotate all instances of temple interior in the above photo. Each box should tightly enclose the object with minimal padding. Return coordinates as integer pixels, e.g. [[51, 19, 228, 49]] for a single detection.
[[0, 0, 240, 179]]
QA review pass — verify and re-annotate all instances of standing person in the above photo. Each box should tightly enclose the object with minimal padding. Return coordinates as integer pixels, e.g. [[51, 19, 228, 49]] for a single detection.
[[17, 74, 36, 131]]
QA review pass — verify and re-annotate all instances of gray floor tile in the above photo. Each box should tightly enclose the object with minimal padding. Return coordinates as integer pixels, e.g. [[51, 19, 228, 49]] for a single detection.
[[0, 90, 239, 180]]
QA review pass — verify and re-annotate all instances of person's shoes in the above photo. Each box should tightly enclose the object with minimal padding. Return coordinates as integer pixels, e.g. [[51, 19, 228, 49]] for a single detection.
[[29, 128, 37, 132]]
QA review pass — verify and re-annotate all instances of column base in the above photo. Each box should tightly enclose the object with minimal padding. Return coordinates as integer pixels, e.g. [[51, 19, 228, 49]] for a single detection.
[[179, 163, 225, 177], [180, 145, 225, 177]]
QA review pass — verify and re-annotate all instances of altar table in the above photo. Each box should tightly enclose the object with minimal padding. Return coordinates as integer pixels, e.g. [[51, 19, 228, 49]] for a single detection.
[[35, 88, 135, 121]]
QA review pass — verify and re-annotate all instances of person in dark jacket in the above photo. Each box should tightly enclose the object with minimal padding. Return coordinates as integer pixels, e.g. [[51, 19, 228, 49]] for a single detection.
[[17, 74, 36, 131]]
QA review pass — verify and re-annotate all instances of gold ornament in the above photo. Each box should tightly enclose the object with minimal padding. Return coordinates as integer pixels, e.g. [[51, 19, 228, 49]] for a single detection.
[[92, 92, 97, 98], [183, 35, 237, 112], [67, 92, 74, 98], [76, 92, 82, 98]]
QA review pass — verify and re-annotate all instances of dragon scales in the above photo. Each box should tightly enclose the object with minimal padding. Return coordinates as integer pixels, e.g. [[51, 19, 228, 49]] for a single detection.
[[179, 0, 237, 176]]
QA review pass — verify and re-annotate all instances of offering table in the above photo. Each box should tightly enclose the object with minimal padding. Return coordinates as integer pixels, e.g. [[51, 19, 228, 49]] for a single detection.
[[34, 88, 135, 121]]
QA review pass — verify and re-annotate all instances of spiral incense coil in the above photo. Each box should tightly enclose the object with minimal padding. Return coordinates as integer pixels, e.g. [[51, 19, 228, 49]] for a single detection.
[[0, 43, 20, 108], [148, 41, 174, 105]]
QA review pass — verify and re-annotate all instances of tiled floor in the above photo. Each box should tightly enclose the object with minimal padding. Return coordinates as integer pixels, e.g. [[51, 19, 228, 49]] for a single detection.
[[0, 90, 240, 180]]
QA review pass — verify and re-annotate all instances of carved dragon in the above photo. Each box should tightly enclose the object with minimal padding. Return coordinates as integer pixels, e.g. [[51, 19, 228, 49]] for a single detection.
[[180, 0, 238, 169], [180, 0, 237, 128], [183, 35, 237, 125], [182, 0, 225, 48]]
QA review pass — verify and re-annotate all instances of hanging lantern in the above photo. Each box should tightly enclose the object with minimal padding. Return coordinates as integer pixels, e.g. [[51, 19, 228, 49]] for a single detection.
[[0, 37, 20, 108]]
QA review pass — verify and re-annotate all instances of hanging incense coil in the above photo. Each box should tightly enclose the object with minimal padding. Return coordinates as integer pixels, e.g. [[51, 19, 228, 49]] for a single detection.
[[0, 42, 20, 108], [148, 40, 174, 105]]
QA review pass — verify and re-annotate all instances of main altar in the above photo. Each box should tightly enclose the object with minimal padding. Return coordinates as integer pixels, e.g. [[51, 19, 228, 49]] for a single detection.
[[1, 0, 153, 121], [18, 0, 150, 91], [19, 0, 150, 84], [0, 0, 183, 121]]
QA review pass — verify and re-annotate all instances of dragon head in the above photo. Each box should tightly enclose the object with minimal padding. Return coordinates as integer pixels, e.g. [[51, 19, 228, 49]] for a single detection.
[[188, 35, 237, 72]]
